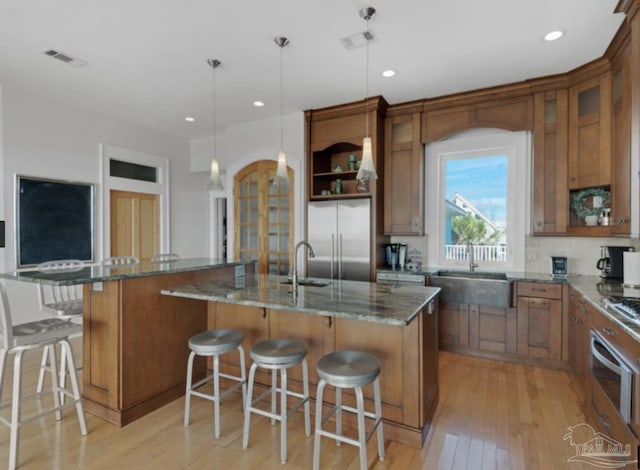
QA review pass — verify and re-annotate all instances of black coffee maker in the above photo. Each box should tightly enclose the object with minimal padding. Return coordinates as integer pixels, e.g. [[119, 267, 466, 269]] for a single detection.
[[597, 246, 634, 278]]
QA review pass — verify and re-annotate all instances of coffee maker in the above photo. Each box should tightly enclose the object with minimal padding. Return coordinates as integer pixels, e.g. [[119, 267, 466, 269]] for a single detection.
[[384, 243, 407, 270], [597, 246, 634, 278]]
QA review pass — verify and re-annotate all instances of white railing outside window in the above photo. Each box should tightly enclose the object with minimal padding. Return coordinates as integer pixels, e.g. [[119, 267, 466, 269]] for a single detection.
[[445, 244, 507, 262]]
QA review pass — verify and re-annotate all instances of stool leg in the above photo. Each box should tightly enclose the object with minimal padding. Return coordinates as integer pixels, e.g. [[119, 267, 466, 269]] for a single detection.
[[301, 358, 310, 437], [59, 345, 67, 404], [242, 362, 258, 450], [237, 345, 247, 412], [184, 351, 196, 426], [355, 386, 367, 470], [374, 377, 385, 460], [48, 344, 62, 421], [280, 367, 288, 463], [9, 351, 24, 470], [270, 368, 277, 425], [313, 379, 327, 470], [36, 347, 49, 393], [213, 354, 221, 438], [335, 386, 342, 446], [60, 339, 87, 435], [0, 349, 7, 403]]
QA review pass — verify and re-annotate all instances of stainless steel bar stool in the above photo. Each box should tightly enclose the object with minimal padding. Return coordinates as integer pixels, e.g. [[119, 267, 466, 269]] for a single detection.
[[313, 350, 385, 470], [242, 339, 311, 463], [184, 329, 247, 438]]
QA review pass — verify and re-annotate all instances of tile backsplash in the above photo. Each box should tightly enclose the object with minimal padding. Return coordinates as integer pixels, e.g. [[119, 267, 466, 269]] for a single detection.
[[390, 234, 640, 276]]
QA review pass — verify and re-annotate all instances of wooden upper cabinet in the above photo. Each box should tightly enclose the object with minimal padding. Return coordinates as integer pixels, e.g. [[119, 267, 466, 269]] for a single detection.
[[610, 38, 632, 234], [532, 90, 569, 234], [568, 73, 612, 189], [306, 97, 387, 200], [384, 112, 424, 235]]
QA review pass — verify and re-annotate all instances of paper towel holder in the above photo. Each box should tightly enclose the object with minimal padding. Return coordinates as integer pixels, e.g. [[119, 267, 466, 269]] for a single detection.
[[550, 256, 568, 278]]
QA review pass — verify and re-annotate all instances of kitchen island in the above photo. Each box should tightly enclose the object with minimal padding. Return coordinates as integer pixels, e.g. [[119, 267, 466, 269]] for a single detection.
[[162, 274, 441, 448], [1, 258, 256, 426]]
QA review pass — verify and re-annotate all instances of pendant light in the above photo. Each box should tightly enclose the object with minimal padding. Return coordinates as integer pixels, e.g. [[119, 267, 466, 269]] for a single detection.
[[356, 6, 378, 182], [207, 58, 224, 191], [273, 37, 290, 187]]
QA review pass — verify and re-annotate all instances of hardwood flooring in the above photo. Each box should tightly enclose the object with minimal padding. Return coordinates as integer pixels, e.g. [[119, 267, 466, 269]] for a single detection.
[[0, 343, 594, 469]]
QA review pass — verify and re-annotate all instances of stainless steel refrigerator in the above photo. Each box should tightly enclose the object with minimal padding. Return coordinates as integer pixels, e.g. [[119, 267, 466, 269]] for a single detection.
[[307, 198, 371, 281]]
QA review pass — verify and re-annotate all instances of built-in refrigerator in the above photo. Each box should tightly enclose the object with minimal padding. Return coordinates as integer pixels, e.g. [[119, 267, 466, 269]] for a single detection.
[[307, 198, 371, 281]]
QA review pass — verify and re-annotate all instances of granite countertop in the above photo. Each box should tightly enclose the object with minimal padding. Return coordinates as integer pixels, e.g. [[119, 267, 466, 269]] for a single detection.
[[379, 267, 569, 284], [566, 275, 640, 342], [162, 274, 441, 326], [0, 258, 255, 286]]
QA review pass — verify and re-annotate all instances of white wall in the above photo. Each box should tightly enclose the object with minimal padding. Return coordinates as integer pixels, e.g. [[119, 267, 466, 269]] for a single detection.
[[191, 112, 306, 264], [2, 86, 208, 322]]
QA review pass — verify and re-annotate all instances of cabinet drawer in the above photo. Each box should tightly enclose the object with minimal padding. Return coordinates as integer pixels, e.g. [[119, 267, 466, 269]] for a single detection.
[[516, 282, 562, 299], [590, 306, 640, 373], [590, 376, 638, 452]]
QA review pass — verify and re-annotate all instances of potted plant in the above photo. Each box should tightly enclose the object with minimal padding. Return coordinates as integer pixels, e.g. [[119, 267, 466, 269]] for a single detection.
[[570, 188, 610, 226]]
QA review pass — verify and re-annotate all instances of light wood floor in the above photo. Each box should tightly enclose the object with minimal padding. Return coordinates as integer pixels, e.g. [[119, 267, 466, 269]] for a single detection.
[[0, 342, 595, 469]]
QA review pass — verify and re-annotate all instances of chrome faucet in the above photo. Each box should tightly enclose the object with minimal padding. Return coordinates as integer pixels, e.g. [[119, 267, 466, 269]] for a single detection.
[[292, 241, 315, 295], [467, 241, 478, 272]]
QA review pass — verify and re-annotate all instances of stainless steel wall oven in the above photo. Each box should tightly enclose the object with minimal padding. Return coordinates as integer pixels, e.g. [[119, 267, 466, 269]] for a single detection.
[[590, 330, 634, 423]]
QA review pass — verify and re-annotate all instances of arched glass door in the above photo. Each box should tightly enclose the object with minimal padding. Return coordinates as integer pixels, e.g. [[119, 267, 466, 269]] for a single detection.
[[234, 160, 293, 274]]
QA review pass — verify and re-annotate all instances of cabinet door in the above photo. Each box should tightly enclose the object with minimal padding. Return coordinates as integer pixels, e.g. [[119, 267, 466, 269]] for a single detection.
[[439, 301, 467, 347], [532, 91, 568, 234], [568, 73, 612, 189], [517, 297, 562, 360], [468, 304, 517, 354], [610, 40, 631, 234], [421, 299, 438, 425], [384, 112, 423, 235]]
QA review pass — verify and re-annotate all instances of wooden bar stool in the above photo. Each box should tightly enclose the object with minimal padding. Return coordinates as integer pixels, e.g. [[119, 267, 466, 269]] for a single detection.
[[242, 338, 310, 463], [184, 329, 247, 438], [313, 350, 385, 470]]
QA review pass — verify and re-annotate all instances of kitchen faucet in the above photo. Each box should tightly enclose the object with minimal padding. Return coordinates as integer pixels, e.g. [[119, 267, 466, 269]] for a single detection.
[[467, 241, 478, 272], [292, 241, 315, 295]]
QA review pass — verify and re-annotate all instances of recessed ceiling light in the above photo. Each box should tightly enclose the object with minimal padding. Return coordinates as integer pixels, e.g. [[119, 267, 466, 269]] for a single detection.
[[544, 30, 564, 42], [253, 101, 265, 107], [382, 69, 396, 78], [184, 116, 195, 122]]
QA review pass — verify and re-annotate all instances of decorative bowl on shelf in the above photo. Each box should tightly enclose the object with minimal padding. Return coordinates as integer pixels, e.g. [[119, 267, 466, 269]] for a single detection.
[[332, 165, 343, 173]]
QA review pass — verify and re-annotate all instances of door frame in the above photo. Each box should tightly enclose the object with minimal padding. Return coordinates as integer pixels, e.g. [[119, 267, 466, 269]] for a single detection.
[[100, 144, 169, 260]]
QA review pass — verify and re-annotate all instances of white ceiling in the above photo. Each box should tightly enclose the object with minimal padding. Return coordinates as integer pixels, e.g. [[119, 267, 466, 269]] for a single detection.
[[0, 1, 625, 141]]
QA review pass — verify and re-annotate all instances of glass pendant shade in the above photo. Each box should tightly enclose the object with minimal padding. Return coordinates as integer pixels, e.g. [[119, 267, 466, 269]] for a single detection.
[[208, 158, 224, 191], [356, 136, 377, 181], [273, 150, 289, 187]]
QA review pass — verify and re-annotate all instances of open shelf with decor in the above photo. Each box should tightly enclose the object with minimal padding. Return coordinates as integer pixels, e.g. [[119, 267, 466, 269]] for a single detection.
[[310, 142, 371, 198], [567, 186, 611, 235]]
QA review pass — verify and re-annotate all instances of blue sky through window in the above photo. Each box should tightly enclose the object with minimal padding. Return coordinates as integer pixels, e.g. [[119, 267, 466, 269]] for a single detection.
[[445, 155, 508, 223]]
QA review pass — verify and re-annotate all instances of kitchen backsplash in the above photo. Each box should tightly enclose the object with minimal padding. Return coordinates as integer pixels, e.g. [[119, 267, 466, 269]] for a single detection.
[[390, 235, 640, 276]]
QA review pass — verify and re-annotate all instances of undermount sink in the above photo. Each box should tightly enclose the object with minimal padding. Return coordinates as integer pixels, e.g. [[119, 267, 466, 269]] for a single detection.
[[435, 270, 508, 280], [430, 271, 513, 307], [281, 278, 331, 287]]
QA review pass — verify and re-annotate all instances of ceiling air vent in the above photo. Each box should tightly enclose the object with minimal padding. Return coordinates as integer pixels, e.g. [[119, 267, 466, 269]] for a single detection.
[[43, 49, 88, 67], [340, 30, 376, 50]]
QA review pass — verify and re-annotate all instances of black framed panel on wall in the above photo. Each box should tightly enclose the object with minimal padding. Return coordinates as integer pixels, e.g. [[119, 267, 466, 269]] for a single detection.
[[16, 176, 94, 267]]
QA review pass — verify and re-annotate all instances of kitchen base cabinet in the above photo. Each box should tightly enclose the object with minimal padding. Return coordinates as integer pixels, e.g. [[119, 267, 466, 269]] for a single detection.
[[568, 286, 590, 392], [439, 301, 517, 356], [211, 299, 439, 449], [516, 282, 567, 366]]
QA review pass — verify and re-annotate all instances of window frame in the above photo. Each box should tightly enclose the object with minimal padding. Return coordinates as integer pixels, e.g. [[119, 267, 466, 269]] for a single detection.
[[425, 129, 530, 273]]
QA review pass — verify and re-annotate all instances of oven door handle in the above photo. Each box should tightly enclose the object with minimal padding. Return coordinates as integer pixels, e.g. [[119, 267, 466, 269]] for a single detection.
[[591, 334, 623, 375]]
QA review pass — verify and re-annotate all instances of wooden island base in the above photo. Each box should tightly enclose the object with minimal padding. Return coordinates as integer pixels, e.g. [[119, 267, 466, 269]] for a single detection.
[[208, 301, 439, 449], [81, 265, 251, 426]]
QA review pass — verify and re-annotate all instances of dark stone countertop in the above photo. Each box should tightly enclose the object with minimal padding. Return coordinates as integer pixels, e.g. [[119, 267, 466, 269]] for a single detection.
[[162, 273, 441, 326]]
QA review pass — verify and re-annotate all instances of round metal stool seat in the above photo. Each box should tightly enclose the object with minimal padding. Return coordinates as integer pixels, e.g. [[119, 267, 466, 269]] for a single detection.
[[316, 350, 380, 388], [250, 339, 307, 366], [188, 328, 244, 356]]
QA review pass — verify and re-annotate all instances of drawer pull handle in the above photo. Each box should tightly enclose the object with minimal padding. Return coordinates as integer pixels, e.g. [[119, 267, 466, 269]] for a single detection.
[[602, 327, 615, 336], [261, 309, 267, 319], [599, 414, 611, 428]]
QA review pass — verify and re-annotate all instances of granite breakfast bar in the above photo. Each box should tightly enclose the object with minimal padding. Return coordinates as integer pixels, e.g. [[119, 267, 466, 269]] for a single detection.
[[162, 274, 441, 448]]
